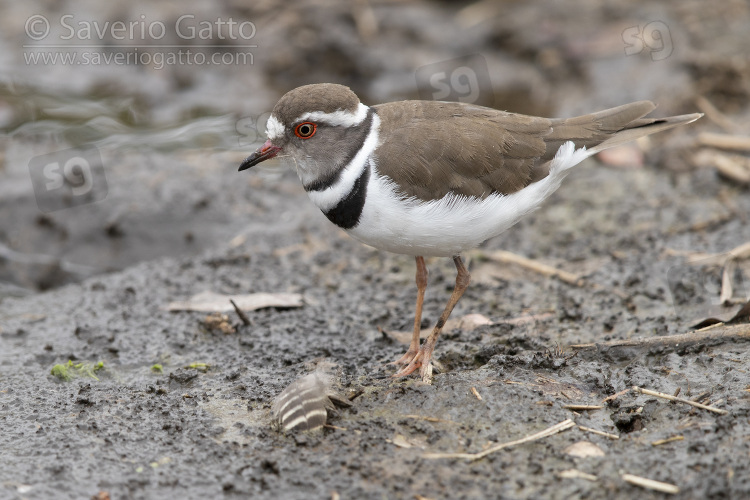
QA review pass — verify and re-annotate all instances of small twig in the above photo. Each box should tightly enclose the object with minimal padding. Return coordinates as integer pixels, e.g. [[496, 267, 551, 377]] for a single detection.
[[712, 153, 750, 185], [697, 132, 750, 152], [571, 324, 750, 351], [480, 250, 584, 286], [694, 96, 739, 133], [470, 387, 483, 401], [691, 392, 711, 403], [621, 473, 680, 494], [563, 404, 603, 411], [423, 419, 576, 461], [721, 259, 736, 305], [602, 387, 631, 403], [324, 424, 348, 431], [667, 241, 750, 266], [403, 414, 457, 425], [577, 425, 619, 440], [229, 299, 251, 326], [632, 386, 728, 415], [652, 435, 684, 446], [694, 322, 725, 333], [558, 469, 598, 481]]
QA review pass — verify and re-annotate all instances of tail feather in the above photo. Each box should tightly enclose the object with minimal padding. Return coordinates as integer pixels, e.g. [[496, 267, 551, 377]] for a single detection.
[[544, 102, 702, 158], [558, 100, 657, 133], [588, 112, 703, 154], [530, 105, 702, 181]]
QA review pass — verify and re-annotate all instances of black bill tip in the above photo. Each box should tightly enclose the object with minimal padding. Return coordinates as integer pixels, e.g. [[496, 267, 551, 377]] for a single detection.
[[238, 140, 281, 171]]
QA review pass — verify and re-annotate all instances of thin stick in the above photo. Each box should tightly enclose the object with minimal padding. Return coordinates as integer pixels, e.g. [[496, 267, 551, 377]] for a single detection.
[[694, 96, 738, 133], [403, 414, 457, 425], [563, 404, 603, 411], [712, 154, 750, 185], [697, 132, 750, 152], [423, 419, 576, 461], [558, 469, 598, 481], [694, 322, 725, 333], [577, 425, 619, 440], [570, 324, 750, 350], [720, 259, 736, 305], [481, 250, 584, 286], [324, 424, 348, 431], [632, 386, 728, 415], [652, 435, 684, 446], [602, 387, 631, 403], [470, 387, 483, 401], [672, 241, 750, 266], [229, 299, 251, 326], [621, 473, 680, 494]]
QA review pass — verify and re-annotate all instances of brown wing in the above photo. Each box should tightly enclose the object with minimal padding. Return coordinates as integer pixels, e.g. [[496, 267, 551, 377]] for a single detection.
[[372, 100, 659, 201]]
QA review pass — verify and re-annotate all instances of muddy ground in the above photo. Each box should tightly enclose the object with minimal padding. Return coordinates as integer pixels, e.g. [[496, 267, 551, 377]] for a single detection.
[[2, 1, 750, 499]]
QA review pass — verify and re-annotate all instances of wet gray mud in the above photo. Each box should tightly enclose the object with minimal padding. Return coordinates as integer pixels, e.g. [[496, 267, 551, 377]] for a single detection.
[[2, 1, 750, 499]]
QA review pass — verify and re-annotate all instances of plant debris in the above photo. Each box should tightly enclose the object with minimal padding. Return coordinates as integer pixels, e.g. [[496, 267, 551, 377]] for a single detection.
[[166, 291, 303, 313]]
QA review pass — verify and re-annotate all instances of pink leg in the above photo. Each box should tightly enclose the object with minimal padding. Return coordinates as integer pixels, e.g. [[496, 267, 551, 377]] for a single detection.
[[393, 256, 428, 366], [393, 255, 471, 381]]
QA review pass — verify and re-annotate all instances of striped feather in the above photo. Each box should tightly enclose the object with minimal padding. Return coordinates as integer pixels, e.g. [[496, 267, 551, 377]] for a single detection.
[[272, 373, 334, 432]]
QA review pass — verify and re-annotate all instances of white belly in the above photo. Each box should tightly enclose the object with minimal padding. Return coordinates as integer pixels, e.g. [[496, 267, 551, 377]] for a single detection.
[[346, 141, 593, 257]]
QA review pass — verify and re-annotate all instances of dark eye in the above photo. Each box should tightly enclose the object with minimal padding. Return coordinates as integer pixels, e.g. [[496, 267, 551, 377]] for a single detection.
[[294, 122, 317, 139]]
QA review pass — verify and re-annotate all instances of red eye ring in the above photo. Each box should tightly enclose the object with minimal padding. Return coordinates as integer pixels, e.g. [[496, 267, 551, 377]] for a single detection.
[[294, 122, 317, 139]]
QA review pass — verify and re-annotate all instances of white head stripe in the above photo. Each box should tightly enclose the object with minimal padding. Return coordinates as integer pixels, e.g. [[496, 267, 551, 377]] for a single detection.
[[296, 102, 369, 128], [266, 115, 285, 140]]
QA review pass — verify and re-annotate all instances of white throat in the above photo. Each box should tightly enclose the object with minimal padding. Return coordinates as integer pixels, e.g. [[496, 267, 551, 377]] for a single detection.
[[304, 110, 380, 213]]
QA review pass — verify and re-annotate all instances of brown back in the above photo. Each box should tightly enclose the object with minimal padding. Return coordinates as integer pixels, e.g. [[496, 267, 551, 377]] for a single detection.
[[372, 100, 659, 201]]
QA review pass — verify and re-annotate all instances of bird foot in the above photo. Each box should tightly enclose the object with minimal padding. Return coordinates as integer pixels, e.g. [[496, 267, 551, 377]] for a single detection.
[[391, 345, 434, 383], [391, 348, 419, 367]]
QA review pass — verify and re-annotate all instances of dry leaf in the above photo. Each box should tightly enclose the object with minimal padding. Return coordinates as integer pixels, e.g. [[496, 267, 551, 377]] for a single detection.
[[691, 299, 750, 329], [443, 313, 493, 331], [381, 313, 494, 344], [389, 434, 426, 449], [201, 313, 236, 334], [390, 434, 415, 449], [498, 312, 555, 326], [166, 290, 303, 312]]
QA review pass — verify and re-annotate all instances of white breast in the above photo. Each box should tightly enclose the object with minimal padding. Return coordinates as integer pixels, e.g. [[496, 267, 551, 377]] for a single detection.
[[346, 141, 594, 257], [305, 112, 380, 212]]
